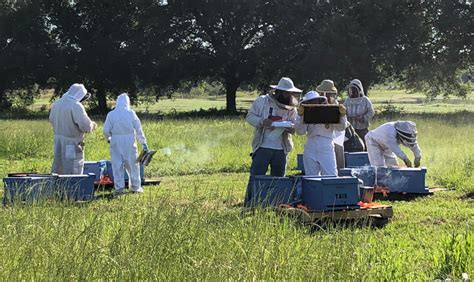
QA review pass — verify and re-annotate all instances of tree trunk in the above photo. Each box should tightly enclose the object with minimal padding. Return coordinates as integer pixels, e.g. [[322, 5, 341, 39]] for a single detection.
[[225, 78, 240, 114], [362, 80, 369, 96], [97, 86, 108, 114], [0, 87, 7, 109]]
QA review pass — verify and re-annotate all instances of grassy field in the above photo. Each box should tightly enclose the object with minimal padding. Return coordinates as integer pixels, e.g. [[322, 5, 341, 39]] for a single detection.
[[29, 88, 474, 114], [1, 90, 473, 280]]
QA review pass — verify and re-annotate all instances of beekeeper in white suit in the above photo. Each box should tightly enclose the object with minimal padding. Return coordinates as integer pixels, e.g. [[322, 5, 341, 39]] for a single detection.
[[103, 93, 148, 194], [295, 91, 348, 176], [49, 83, 97, 174], [365, 121, 422, 167]]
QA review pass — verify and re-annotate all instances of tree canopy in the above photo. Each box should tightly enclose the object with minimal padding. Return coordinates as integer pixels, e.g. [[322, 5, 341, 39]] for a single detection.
[[0, 0, 472, 112]]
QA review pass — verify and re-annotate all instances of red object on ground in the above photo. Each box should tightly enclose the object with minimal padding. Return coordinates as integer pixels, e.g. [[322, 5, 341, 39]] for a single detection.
[[357, 201, 383, 209], [99, 176, 113, 185]]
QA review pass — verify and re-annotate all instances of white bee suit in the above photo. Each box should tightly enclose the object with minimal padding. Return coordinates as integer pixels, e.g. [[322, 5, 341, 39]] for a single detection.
[[103, 94, 147, 192], [49, 84, 97, 174], [295, 116, 347, 176], [365, 121, 422, 167]]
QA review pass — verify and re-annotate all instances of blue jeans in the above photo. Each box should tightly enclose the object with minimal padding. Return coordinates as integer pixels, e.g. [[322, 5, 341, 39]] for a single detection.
[[250, 147, 287, 177]]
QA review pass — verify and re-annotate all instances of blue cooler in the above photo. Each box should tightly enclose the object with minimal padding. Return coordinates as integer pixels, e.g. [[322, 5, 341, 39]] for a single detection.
[[56, 174, 95, 201], [344, 152, 370, 168], [377, 167, 428, 193], [292, 175, 337, 202], [296, 154, 304, 173], [244, 176, 296, 208], [3, 175, 57, 204], [301, 177, 360, 211], [83, 160, 107, 182], [105, 161, 145, 184], [340, 167, 429, 194]]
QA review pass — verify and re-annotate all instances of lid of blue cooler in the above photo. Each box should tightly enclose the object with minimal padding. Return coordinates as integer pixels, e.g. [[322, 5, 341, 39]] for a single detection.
[[57, 173, 95, 178], [303, 176, 359, 184], [377, 167, 427, 173]]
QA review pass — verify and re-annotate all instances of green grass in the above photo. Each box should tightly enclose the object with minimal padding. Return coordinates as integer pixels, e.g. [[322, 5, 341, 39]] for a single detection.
[[368, 89, 474, 114], [1, 90, 473, 279], [0, 175, 472, 280], [1, 114, 473, 191], [30, 88, 474, 114], [134, 92, 257, 114], [27, 90, 259, 114]]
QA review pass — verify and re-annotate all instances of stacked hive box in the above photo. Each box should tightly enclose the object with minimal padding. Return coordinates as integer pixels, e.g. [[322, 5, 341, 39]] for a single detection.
[[3, 173, 95, 204], [245, 175, 361, 211], [339, 167, 429, 194]]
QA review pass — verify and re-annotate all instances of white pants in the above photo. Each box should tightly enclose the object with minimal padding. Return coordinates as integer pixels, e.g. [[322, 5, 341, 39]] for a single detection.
[[365, 136, 399, 167], [110, 135, 143, 192], [52, 135, 84, 174], [303, 137, 337, 176]]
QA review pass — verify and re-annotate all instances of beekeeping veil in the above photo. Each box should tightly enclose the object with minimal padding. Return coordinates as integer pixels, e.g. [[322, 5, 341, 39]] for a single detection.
[[395, 121, 418, 146], [115, 93, 131, 110], [64, 84, 90, 102], [348, 79, 364, 97]]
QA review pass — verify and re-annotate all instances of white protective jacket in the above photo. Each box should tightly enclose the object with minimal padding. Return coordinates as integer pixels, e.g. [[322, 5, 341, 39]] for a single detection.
[[365, 121, 422, 166], [246, 94, 297, 154], [343, 79, 375, 130], [49, 84, 96, 174], [295, 115, 348, 176], [103, 93, 146, 192]]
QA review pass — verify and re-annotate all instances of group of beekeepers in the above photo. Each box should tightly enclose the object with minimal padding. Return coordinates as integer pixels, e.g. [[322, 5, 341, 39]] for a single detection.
[[49, 84, 148, 195], [246, 77, 422, 177], [48, 79, 422, 193]]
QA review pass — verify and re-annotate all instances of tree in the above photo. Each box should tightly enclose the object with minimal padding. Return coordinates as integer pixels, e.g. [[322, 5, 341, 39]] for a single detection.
[[139, 0, 296, 113], [0, 0, 56, 110], [2, 0, 472, 113], [131, 0, 198, 99], [402, 0, 473, 98], [265, 0, 472, 98], [43, 0, 141, 113], [262, 0, 426, 95]]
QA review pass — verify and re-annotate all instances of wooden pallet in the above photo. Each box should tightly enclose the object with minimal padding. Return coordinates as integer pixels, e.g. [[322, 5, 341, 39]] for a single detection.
[[276, 205, 393, 225]]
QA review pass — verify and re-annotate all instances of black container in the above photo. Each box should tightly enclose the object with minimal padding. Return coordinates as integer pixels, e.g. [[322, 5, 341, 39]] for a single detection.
[[303, 104, 340, 124]]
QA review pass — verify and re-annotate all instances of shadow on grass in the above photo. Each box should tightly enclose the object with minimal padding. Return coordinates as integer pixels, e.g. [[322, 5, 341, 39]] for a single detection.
[[460, 191, 474, 200], [373, 192, 433, 202], [239, 205, 390, 233], [306, 218, 390, 232], [0, 107, 247, 120]]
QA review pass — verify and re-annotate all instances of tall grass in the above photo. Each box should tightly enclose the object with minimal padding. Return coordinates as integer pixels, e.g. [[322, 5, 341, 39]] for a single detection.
[[0, 110, 473, 279], [1, 174, 472, 280], [1, 114, 473, 191]]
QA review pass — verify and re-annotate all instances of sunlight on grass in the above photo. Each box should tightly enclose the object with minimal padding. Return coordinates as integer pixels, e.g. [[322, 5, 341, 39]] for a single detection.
[[2, 90, 473, 280]]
